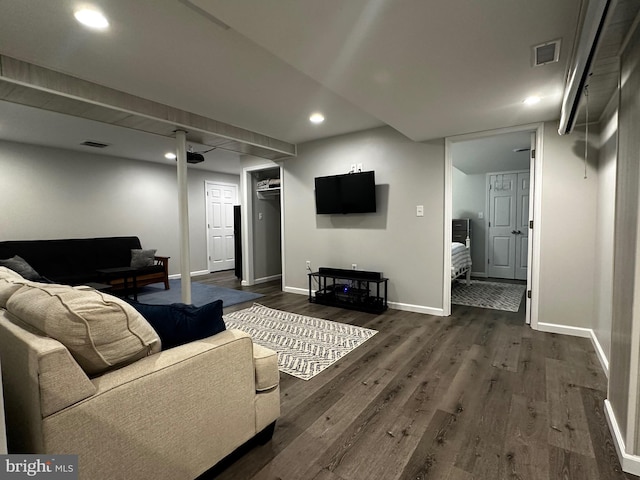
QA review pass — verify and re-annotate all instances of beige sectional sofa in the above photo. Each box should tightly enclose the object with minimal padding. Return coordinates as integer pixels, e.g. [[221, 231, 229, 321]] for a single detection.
[[0, 267, 280, 480]]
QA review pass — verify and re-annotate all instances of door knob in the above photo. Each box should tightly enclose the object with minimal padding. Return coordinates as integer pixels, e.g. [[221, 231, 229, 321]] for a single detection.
[[511, 230, 518, 234], [517, 230, 522, 234]]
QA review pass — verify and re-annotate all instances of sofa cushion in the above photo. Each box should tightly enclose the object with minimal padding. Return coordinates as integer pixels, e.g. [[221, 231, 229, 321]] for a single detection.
[[131, 249, 157, 268], [252, 343, 279, 391], [127, 300, 226, 349], [6, 283, 161, 375], [0, 255, 45, 281], [0, 267, 30, 308]]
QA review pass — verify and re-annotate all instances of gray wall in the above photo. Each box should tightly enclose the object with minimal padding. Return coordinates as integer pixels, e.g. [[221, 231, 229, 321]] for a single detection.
[[538, 121, 598, 329], [0, 140, 239, 276], [452, 167, 487, 275], [283, 126, 445, 311], [610, 20, 640, 452], [594, 98, 617, 366]]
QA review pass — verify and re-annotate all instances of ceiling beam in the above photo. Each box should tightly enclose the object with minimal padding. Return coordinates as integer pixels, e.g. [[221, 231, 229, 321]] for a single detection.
[[0, 55, 296, 160]]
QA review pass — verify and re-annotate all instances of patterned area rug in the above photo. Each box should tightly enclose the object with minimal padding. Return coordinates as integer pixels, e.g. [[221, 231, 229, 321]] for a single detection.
[[223, 304, 378, 380], [451, 280, 526, 312]]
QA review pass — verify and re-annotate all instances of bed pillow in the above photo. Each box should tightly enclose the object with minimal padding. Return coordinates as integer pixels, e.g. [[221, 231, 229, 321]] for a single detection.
[[127, 300, 226, 350], [131, 249, 157, 268], [6, 283, 161, 375], [0, 255, 44, 281]]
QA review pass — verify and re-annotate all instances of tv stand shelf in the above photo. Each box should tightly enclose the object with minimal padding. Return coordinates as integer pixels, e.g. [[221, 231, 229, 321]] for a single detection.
[[308, 268, 388, 314]]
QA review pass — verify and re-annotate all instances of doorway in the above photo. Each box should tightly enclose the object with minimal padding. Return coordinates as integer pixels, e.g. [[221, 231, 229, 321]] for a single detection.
[[240, 163, 284, 287], [445, 124, 542, 326], [205, 181, 238, 272]]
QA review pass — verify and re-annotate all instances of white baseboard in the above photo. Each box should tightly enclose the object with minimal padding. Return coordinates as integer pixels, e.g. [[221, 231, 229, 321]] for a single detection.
[[283, 286, 444, 316], [168, 270, 209, 280], [387, 301, 444, 316], [589, 330, 610, 378], [283, 286, 308, 296], [605, 399, 640, 475], [536, 322, 592, 338], [254, 274, 282, 285], [536, 321, 611, 379]]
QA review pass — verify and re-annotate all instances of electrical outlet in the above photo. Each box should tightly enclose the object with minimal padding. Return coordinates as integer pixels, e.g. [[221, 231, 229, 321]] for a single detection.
[[306, 260, 311, 271], [352, 263, 357, 270], [350, 164, 356, 173], [357, 163, 363, 172]]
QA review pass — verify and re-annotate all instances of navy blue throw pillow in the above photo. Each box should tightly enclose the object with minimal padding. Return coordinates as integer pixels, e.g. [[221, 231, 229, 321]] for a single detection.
[[126, 300, 226, 349]]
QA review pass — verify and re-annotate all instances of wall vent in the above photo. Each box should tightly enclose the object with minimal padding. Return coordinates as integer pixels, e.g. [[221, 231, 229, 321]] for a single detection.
[[80, 140, 110, 148], [532, 39, 561, 66]]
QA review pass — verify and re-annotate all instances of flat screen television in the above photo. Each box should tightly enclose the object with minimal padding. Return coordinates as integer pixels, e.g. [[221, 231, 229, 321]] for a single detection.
[[315, 171, 376, 214]]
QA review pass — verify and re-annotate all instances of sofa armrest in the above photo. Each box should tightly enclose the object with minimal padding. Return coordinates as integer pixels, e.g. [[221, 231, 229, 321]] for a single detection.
[[154, 256, 170, 265], [253, 343, 279, 391], [44, 329, 262, 479], [0, 310, 97, 452], [154, 256, 170, 289]]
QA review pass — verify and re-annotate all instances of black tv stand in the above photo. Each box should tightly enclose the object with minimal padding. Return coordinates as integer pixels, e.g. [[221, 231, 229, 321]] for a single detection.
[[308, 268, 388, 314]]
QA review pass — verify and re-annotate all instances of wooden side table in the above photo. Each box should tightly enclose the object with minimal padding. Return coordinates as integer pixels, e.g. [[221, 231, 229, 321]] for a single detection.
[[97, 267, 139, 301]]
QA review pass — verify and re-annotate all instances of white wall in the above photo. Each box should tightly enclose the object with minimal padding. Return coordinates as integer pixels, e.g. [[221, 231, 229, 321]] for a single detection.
[[452, 167, 487, 275], [538, 122, 598, 329], [0, 140, 239, 276], [283, 126, 445, 312]]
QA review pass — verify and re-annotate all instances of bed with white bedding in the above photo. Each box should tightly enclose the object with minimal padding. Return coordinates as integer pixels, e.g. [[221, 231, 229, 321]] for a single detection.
[[452, 219, 472, 285]]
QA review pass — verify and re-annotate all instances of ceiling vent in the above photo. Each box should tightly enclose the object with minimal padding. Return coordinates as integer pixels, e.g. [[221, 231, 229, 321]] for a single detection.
[[80, 140, 110, 148], [532, 39, 561, 66]]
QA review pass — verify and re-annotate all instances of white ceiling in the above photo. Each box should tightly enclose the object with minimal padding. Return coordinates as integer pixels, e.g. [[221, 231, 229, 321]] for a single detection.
[[0, 0, 585, 166], [452, 131, 532, 175], [0, 101, 242, 174]]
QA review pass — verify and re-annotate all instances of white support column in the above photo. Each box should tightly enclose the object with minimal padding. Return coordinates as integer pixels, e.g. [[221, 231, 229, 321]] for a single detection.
[[175, 130, 191, 304]]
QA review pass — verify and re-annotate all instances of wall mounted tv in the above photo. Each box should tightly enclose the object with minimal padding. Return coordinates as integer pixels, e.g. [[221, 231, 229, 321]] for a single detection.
[[314, 171, 377, 214]]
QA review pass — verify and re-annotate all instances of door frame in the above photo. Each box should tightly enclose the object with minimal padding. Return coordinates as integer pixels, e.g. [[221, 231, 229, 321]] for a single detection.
[[240, 162, 284, 287], [444, 123, 543, 327], [204, 181, 238, 272], [485, 169, 530, 280]]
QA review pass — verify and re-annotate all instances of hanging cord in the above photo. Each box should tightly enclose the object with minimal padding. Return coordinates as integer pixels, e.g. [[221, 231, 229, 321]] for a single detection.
[[584, 85, 589, 179]]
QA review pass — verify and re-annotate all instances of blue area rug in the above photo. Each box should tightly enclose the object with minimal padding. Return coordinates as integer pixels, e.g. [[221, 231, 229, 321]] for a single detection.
[[136, 279, 263, 308]]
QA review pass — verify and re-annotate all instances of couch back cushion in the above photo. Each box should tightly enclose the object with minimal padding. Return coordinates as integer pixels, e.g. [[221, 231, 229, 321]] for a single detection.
[[0, 267, 30, 308], [6, 283, 161, 375], [0, 237, 143, 284]]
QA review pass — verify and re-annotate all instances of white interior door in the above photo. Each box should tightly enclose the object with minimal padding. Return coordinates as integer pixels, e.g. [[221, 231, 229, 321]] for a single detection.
[[515, 172, 530, 280], [488, 173, 517, 278], [206, 182, 237, 272]]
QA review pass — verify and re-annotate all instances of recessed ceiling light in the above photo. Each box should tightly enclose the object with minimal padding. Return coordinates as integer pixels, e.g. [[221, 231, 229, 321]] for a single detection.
[[309, 113, 325, 124], [164, 152, 177, 160], [74, 9, 109, 29], [523, 96, 541, 105]]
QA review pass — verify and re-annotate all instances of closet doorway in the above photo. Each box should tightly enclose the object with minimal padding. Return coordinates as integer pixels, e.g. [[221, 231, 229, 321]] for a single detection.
[[240, 164, 283, 287]]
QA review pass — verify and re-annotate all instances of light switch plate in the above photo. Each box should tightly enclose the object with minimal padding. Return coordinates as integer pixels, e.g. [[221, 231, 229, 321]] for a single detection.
[[416, 205, 424, 217]]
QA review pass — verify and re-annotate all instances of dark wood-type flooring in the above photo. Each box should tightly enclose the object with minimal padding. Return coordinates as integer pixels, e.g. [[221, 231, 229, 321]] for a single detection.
[[196, 271, 635, 480]]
